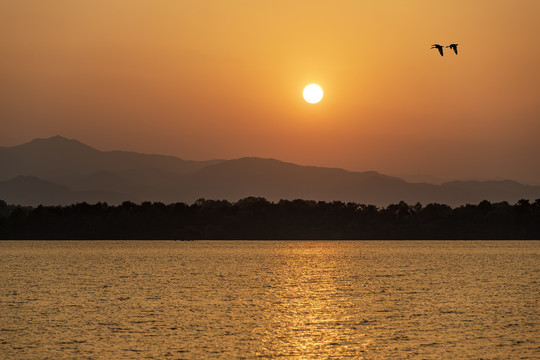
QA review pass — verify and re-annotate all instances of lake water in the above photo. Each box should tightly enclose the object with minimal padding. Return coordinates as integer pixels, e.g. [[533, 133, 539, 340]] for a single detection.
[[0, 240, 538, 359]]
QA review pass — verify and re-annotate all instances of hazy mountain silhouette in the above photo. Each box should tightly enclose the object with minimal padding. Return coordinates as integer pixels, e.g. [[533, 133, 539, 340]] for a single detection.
[[168, 158, 411, 204], [394, 174, 451, 185], [0, 176, 131, 205], [0, 135, 223, 184], [1, 136, 539, 206]]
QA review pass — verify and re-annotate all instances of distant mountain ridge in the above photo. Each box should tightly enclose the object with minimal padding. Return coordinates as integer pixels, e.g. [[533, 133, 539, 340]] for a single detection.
[[0, 135, 223, 181], [1, 136, 540, 206]]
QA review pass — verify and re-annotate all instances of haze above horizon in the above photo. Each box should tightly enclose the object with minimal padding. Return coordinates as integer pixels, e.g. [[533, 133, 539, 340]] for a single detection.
[[1, 1, 539, 184]]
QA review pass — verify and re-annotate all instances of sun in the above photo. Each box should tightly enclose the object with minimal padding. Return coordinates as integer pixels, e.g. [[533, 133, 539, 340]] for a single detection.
[[303, 84, 323, 104]]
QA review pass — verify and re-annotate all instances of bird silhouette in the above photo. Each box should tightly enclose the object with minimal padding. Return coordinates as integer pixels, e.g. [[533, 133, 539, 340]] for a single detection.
[[446, 43, 459, 55], [431, 44, 444, 56]]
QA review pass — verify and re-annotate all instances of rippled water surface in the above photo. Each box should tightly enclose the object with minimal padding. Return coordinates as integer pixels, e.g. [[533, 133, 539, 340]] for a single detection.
[[0, 240, 538, 359]]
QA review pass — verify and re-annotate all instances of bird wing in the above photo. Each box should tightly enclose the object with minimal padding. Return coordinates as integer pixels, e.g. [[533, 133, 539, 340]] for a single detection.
[[438, 47, 443, 56], [453, 45, 458, 54]]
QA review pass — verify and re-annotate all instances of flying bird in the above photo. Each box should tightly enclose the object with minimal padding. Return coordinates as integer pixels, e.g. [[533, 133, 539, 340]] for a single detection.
[[446, 43, 459, 54], [431, 44, 444, 56]]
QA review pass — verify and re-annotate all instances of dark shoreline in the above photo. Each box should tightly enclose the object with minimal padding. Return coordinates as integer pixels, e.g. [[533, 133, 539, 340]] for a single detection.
[[1, 197, 539, 240]]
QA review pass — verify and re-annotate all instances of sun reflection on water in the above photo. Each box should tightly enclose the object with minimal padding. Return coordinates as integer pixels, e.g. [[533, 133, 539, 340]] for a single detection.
[[253, 242, 374, 358]]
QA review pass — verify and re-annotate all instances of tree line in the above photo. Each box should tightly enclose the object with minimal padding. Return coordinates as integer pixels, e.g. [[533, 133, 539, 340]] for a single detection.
[[1, 198, 539, 240]]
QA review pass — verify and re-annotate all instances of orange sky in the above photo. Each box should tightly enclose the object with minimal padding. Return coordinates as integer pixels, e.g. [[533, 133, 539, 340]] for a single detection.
[[1, 0, 539, 184]]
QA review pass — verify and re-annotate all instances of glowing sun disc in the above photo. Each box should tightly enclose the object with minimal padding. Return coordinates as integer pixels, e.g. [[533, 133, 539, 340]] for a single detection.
[[303, 84, 323, 104]]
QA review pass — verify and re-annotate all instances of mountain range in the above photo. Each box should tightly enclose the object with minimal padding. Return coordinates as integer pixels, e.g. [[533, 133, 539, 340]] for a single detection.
[[1, 136, 539, 207]]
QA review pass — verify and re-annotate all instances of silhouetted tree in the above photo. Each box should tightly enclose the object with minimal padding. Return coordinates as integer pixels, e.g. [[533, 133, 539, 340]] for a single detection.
[[1, 198, 539, 240]]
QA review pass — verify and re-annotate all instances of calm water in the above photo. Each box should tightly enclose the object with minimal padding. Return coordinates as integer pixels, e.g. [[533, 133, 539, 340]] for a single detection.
[[0, 241, 538, 359]]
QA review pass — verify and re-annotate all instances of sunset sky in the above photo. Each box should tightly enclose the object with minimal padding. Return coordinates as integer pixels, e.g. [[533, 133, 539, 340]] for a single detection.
[[1, 1, 539, 184]]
